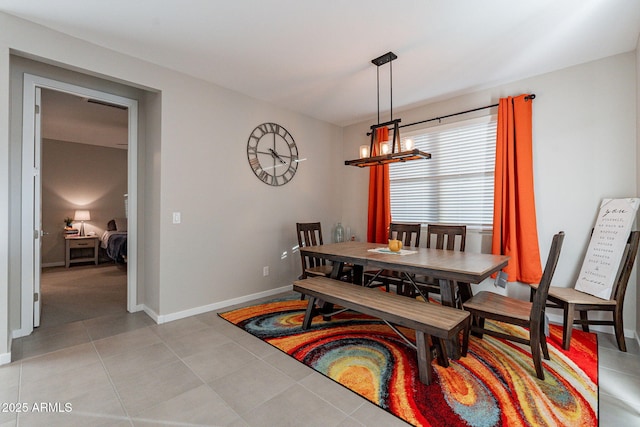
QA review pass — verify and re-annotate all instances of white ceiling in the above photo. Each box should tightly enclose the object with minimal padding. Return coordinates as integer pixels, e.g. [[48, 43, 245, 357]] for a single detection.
[[3, 0, 640, 137], [40, 89, 129, 149]]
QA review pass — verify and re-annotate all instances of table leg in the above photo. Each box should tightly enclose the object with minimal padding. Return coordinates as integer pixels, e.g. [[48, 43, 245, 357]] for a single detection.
[[302, 296, 317, 329], [439, 278, 461, 359], [352, 265, 363, 285], [438, 278, 456, 307], [319, 262, 347, 319], [457, 282, 472, 306], [330, 262, 344, 279]]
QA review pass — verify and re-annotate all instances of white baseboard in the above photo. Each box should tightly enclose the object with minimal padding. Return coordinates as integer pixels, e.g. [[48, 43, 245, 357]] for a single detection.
[[154, 284, 293, 324], [142, 305, 159, 323], [0, 335, 14, 366], [12, 327, 31, 339], [130, 304, 144, 313], [0, 351, 11, 365]]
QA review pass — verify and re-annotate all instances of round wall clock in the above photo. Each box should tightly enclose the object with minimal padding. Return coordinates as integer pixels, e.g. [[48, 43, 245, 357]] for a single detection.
[[247, 122, 299, 186]]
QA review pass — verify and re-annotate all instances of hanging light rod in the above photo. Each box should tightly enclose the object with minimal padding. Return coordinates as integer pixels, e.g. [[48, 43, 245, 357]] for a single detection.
[[371, 51, 397, 66], [345, 51, 431, 168], [367, 94, 537, 136]]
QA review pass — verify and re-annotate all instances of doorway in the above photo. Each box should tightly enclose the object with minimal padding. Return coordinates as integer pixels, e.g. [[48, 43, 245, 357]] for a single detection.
[[40, 88, 129, 327], [19, 74, 139, 337]]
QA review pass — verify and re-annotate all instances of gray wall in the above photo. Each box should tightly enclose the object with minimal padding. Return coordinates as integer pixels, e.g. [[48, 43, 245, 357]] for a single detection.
[[41, 139, 127, 266]]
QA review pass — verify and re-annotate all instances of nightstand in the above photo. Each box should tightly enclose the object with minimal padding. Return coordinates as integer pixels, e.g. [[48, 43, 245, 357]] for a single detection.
[[65, 235, 99, 268]]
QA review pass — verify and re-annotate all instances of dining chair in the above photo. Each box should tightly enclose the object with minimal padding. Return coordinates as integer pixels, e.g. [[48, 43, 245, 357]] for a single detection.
[[296, 222, 352, 281], [463, 231, 565, 380], [530, 230, 640, 352], [413, 224, 467, 301], [363, 222, 421, 293]]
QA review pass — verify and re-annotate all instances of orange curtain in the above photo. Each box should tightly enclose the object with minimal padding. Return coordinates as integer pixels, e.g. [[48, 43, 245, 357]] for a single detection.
[[492, 94, 542, 283], [367, 127, 392, 243]]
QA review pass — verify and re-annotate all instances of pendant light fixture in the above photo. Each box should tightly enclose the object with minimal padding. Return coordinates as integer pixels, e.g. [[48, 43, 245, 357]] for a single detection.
[[345, 52, 431, 167]]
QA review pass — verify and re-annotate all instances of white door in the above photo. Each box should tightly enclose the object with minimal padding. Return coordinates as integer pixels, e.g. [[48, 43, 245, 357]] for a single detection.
[[21, 83, 43, 329], [33, 87, 42, 327]]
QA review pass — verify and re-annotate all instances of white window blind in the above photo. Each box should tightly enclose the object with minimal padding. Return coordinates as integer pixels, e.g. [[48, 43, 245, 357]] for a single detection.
[[389, 116, 497, 229]]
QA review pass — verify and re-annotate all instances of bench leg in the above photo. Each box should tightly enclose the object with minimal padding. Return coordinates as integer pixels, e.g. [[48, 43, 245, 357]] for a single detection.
[[435, 338, 449, 367], [460, 317, 470, 357], [415, 331, 434, 385], [302, 296, 317, 329]]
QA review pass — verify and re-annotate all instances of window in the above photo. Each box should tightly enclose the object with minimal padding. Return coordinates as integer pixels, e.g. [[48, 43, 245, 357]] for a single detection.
[[389, 115, 497, 229]]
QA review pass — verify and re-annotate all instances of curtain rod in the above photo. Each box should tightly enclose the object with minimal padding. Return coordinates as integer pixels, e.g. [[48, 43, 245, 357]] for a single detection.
[[367, 94, 536, 135]]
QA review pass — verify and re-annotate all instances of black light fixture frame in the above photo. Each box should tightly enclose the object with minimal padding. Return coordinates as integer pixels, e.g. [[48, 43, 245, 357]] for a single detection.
[[345, 52, 431, 167]]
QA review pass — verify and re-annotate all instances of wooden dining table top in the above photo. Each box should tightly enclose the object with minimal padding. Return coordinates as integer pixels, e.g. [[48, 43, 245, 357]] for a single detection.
[[299, 241, 510, 284]]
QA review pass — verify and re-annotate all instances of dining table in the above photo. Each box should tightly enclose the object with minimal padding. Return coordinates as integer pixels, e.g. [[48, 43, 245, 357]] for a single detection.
[[299, 240, 510, 358], [299, 240, 510, 308]]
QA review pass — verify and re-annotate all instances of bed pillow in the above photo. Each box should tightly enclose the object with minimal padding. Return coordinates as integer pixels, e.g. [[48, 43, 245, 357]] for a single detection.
[[107, 219, 117, 231], [114, 218, 128, 232]]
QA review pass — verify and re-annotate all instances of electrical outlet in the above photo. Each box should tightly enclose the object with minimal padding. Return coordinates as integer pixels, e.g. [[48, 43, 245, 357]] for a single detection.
[[494, 271, 507, 288], [263, 266, 269, 276]]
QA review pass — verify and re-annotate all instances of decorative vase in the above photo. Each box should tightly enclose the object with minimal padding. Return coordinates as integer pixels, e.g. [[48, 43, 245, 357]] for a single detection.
[[388, 239, 402, 252], [333, 222, 345, 243]]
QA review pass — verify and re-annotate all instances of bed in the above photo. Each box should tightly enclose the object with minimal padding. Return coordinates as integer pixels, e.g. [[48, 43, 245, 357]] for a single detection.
[[101, 218, 127, 263]]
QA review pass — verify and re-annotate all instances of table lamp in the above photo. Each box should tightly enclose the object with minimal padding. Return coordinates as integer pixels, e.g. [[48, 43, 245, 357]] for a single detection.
[[74, 210, 91, 236]]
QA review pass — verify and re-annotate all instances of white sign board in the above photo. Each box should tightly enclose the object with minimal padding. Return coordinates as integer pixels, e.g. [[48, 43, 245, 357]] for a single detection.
[[575, 198, 640, 299]]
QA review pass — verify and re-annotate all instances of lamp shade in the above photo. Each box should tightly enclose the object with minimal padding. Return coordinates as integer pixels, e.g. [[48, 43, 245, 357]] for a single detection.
[[74, 210, 91, 221]]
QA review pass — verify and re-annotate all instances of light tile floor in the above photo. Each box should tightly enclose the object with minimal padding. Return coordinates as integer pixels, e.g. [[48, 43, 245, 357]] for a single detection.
[[3, 293, 640, 426]]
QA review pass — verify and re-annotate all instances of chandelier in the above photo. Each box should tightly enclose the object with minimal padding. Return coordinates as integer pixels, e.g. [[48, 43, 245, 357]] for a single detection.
[[345, 52, 431, 167]]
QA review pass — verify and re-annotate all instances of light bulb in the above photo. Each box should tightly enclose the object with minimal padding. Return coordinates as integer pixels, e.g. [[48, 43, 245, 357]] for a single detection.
[[404, 138, 414, 151], [359, 145, 369, 159]]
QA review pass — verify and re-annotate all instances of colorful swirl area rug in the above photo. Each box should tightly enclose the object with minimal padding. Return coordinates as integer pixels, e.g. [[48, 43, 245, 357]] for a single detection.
[[219, 295, 598, 427]]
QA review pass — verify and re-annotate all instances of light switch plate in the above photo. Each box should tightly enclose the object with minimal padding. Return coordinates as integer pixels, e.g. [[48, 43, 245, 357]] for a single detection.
[[494, 271, 508, 288]]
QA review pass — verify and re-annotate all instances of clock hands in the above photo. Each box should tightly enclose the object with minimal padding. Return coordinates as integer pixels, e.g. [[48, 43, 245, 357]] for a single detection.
[[268, 148, 287, 164]]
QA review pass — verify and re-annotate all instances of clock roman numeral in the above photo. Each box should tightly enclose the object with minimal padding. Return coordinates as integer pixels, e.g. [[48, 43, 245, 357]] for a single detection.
[[281, 165, 296, 183], [258, 170, 274, 185], [257, 123, 270, 136], [267, 123, 280, 134]]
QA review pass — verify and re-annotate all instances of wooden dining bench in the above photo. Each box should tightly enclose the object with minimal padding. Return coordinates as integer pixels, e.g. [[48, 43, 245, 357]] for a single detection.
[[293, 276, 471, 385]]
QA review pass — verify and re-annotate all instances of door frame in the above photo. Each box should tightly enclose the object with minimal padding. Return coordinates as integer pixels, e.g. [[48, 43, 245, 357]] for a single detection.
[[19, 73, 139, 336]]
